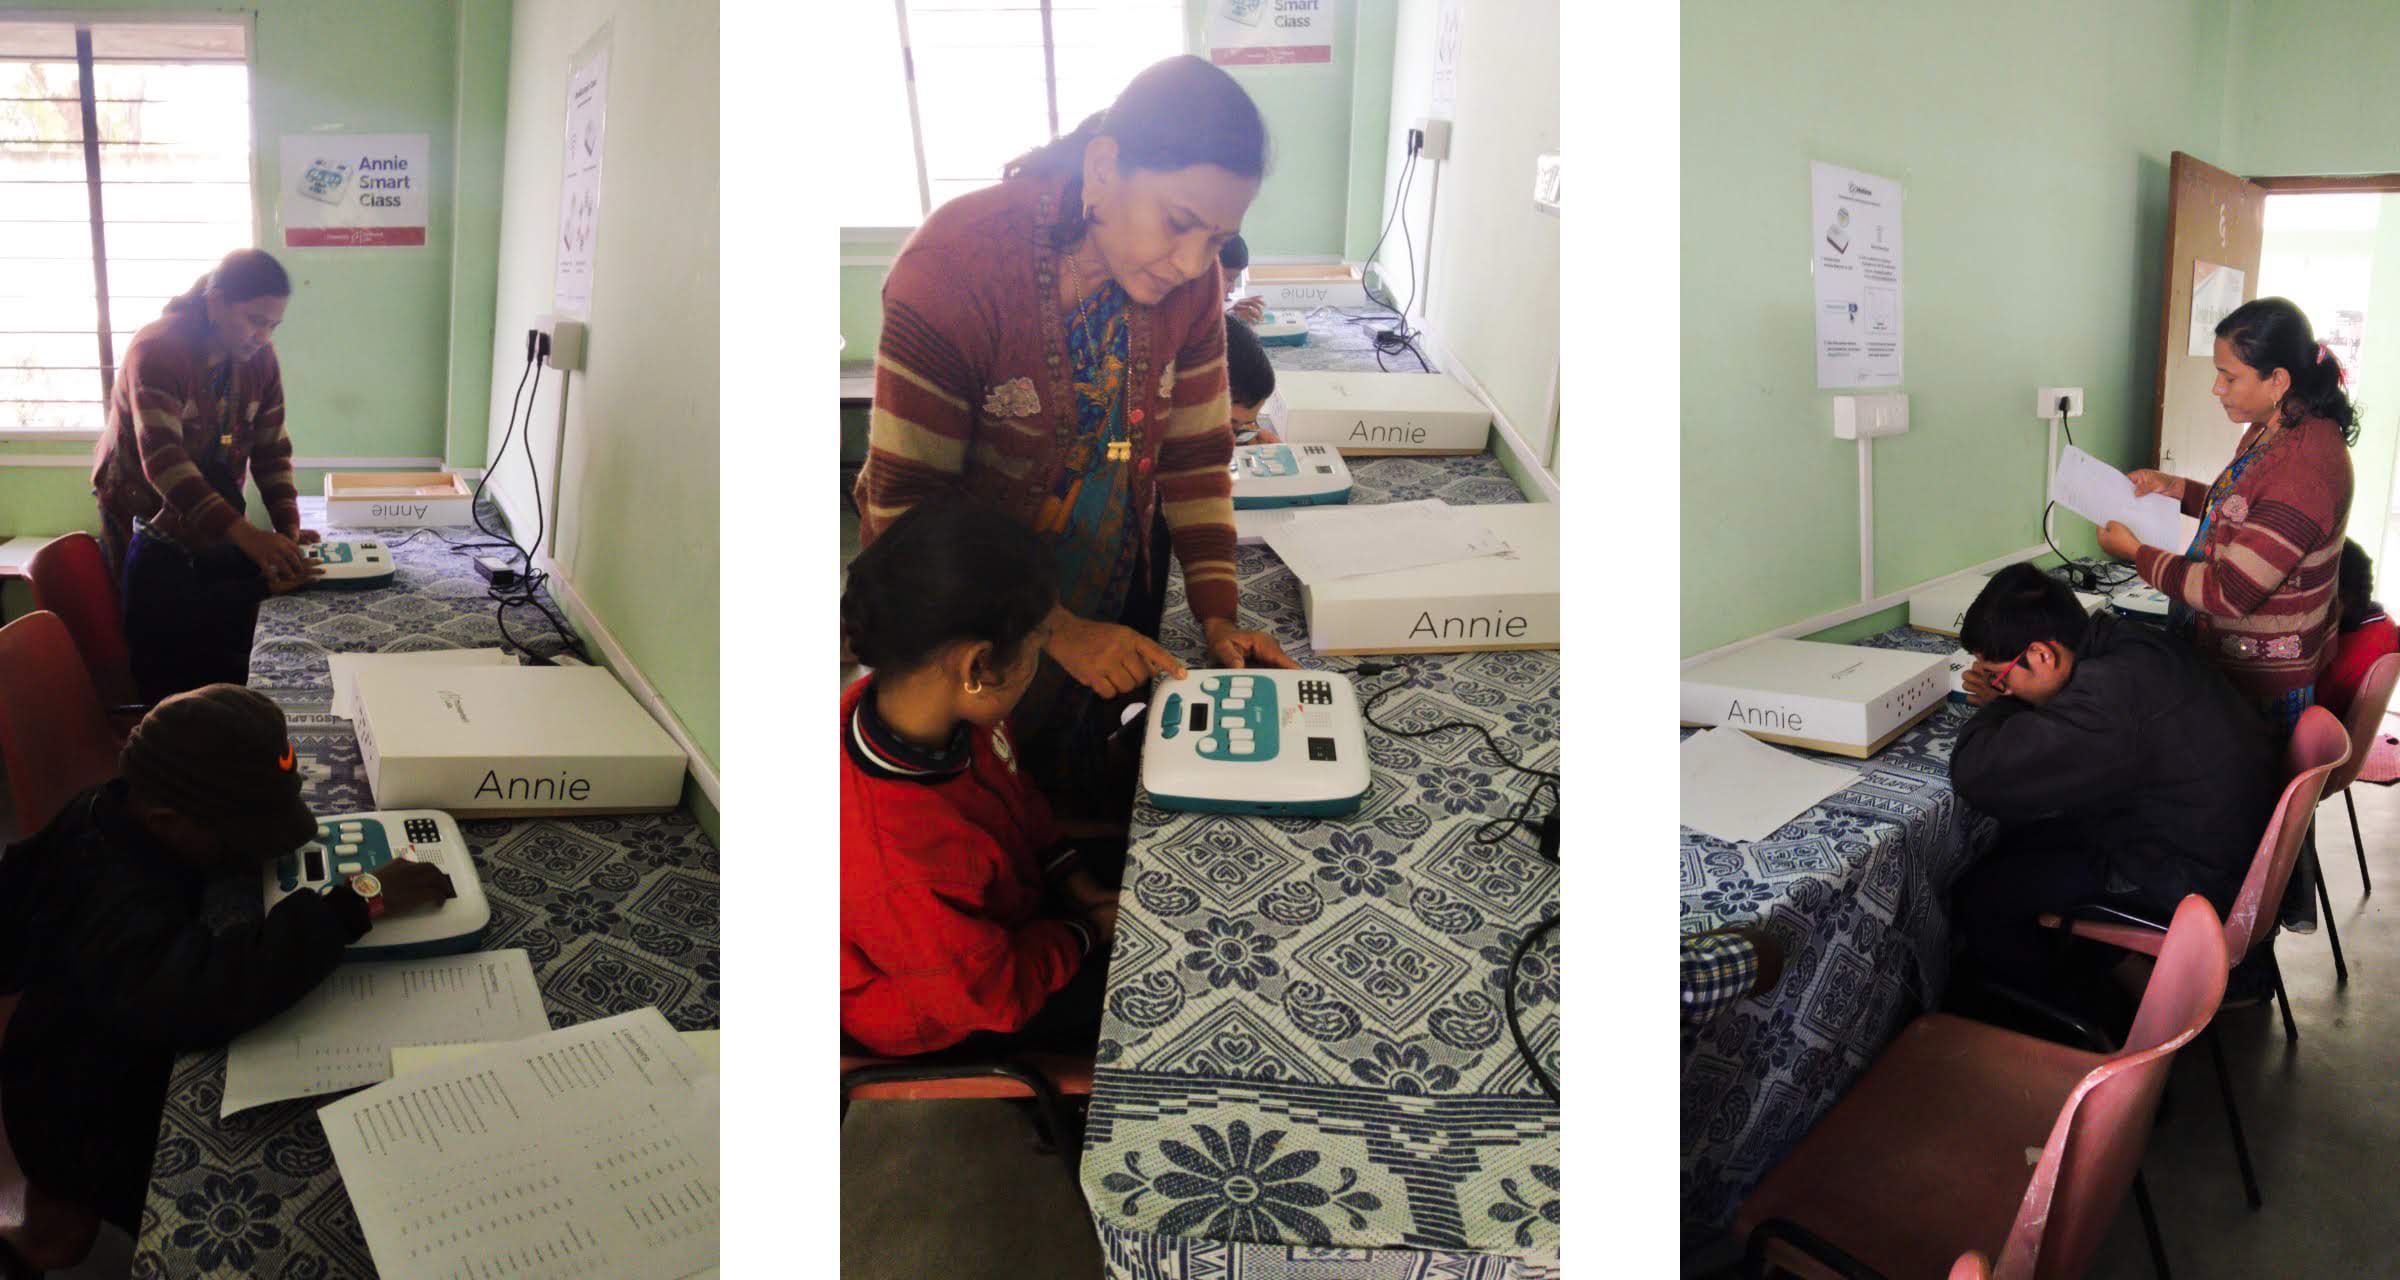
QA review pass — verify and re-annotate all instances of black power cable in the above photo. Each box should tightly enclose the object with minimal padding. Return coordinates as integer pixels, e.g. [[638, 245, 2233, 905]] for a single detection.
[[461, 331, 587, 664]]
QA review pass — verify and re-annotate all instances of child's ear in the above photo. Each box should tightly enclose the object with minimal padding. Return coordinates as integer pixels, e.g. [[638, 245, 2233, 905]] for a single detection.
[[961, 640, 1004, 690]]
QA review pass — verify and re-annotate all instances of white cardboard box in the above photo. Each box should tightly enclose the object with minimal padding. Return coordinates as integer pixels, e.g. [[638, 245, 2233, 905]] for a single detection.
[[324, 471, 475, 528], [1269, 371, 1491, 456], [1244, 264, 1369, 310], [1681, 639, 1949, 759], [354, 665, 687, 816], [1301, 503, 1558, 655], [1907, 573, 2109, 638]]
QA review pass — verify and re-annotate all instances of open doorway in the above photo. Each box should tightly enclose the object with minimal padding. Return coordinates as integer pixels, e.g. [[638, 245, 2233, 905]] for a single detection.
[[2257, 188, 2400, 597]]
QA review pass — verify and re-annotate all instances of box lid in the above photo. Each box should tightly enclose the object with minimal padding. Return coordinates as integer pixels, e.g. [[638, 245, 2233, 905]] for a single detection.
[[1277, 370, 1489, 417], [1304, 503, 1558, 602], [1685, 638, 1947, 694], [355, 666, 684, 761]]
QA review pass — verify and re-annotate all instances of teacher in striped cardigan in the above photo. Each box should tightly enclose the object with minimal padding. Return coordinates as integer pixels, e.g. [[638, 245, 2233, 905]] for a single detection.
[[854, 56, 1298, 811]]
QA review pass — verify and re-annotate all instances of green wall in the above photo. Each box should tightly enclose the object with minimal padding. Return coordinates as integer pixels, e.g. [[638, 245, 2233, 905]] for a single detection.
[[0, 0, 508, 537], [2223, 0, 2400, 176], [1681, 0, 2232, 656], [482, 0, 719, 775]]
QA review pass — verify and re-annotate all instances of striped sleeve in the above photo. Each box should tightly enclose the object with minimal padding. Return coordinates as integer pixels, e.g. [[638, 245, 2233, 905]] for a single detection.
[[2137, 495, 2329, 619], [2179, 474, 2209, 519], [855, 247, 986, 548], [1158, 269, 1238, 623], [122, 343, 241, 542], [248, 356, 299, 535]]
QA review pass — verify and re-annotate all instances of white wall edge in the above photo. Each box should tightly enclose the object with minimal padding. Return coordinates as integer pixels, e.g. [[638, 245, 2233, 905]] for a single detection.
[[486, 484, 720, 810], [1408, 323, 1562, 503], [295, 456, 445, 469], [0, 454, 89, 467], [1680, 543, 2051, 671]]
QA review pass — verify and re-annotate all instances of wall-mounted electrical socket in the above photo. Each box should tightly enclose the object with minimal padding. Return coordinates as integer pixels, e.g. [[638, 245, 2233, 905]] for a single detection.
[[1835, 393, 1910, 439], [1413, 116, 1451, 162], [535, 315, 586, 372], [2036, 386, 2084, 420], [1533, 153, 1560, 216]]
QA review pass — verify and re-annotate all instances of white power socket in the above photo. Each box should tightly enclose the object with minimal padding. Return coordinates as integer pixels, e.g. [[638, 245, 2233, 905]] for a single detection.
[[535, 316, 586, 372], [1413, 116, 1451, 162], [2036, 386, 2085, 420], [1835, 393, 1910, 439], [1533, 153, 1560, 216]]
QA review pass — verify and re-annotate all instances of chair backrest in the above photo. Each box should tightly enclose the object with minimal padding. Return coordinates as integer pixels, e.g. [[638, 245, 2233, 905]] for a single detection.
[[1996, 895, 2227, 1280], [2327, 651, 2400, 794], [1950, 1254, 1993, 1280], [0, 612, 122, 833], [2222, 706, 2351, 957], [23, 532, 137, 709]]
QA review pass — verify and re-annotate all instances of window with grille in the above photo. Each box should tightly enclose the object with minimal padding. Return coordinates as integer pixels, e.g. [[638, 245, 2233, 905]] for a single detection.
[[1, 17, 252, 435], [834, 1, 1184, 230]]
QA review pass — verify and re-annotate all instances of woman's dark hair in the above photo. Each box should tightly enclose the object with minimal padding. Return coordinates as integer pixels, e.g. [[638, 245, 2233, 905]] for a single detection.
[[1959, 563, 2092, 663], [1224, 315, 1274, 408], [1004, 55, 1268, 248], [841, 499, 1057, 676], [2339, 538, 2381, 632], [1218, 233, 1250, 275], [2215, 297, 2359, 445], [164, 248, 292, 317]]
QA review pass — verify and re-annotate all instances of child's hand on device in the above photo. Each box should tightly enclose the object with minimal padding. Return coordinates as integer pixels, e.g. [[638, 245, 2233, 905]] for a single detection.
[[379, 857, 458, 914]]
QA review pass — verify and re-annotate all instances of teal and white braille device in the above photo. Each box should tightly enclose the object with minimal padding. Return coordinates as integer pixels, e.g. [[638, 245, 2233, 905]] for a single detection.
[[1253, 310, 1309, 346], [1229, 443, 1352, 510], [1141, 670, 1371, 817], [262, 810, 491, 958], [303, 538, 397, 589]]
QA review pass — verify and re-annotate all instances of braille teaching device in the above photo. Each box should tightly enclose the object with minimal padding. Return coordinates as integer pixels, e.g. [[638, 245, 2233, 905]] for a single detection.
[[2114, 585, 2172, 618], [262, 810, 491, 958], [303, 538, 397, 589], [1141, 669, 1371, 817], [1681, 638, 1950, 758], [1230, 443, 1353, 510], [1253, 310, 1309, 346]]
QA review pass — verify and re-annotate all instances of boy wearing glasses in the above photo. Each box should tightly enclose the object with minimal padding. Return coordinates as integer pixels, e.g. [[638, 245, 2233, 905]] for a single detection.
[[1947, 563, 2276, 1015]]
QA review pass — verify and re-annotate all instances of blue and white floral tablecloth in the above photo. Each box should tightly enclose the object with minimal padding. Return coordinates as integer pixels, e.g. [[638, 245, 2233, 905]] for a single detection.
[[133, 499, 720, 1278], [1083, 323, 1562, 1280], [1679, 625, 1995, 1237]]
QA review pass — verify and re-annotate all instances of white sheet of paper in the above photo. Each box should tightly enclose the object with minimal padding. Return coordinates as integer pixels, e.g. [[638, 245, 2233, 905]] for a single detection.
[[1945, 647, 1975, 697], [1680, 726, 1862, 845], [1261, 499, 1511, 583], [222, 950, 549, 1116], [327, 648, 515, 720], [392, 1029, 721, 1076], [1234, 507, 1295, 547], [322, 1007, 718, 1280], [2051, 445, 2186, 554]]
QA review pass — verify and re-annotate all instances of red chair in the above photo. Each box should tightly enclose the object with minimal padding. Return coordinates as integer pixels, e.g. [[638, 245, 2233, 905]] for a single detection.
[[0, 995, 101, 1274], [840, 1039, 1095, 1206], [1736, 895, 2228, 1280], [2040, 704, 2349, 1210], [0, 612, 123, 835], [22, 533, 138, 713], [2311, 651, 2400, 983]]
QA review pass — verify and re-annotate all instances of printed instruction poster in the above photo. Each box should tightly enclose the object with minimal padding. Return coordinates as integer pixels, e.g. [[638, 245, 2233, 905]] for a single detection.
[[1429, 0, 1463, 116], [280, 134, 428, 248], [552, 37, 610, 320], [1207, 0, 1334, 66], [1810, 161, 1904, 388], [2189, 261, 2245, 357]]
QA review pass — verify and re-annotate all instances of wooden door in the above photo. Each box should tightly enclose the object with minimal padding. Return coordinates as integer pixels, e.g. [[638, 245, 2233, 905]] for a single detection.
[[2152, 152, 2266, 547]]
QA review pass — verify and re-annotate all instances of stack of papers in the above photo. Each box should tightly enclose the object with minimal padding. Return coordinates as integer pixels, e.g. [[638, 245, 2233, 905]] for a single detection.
[[1680, 726, 1861, 844], [1259, 499, 1512, 583], [323, 1007, 718, 1279], [2051, 445, 2185, 552], [328, 648, 516, 720], [223, 950, 550, 1116]]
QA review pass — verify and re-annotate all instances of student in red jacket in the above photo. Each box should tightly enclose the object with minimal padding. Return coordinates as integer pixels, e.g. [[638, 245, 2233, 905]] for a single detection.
[[841, 499, 1139, 1056], [2321, 538, 2399, 720]]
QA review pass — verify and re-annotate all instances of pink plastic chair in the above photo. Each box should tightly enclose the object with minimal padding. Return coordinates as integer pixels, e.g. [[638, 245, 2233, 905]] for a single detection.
[[23, 532, 138, 713], [2312, 651, 2400, 982], [1736, 895, 2227, 1280], [1950, 1256, 1993, 1280], [0, 612, 123, 836], [2039, 704, 2349, 1210]]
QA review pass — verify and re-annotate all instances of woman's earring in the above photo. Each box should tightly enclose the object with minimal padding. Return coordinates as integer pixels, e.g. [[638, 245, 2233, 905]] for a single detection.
[[965, 678, 985, 696]]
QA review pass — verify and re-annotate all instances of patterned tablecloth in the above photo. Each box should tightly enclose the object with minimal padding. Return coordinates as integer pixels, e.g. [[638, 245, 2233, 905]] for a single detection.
[[1082, 309, 1561, 1280], [132, 498, 720, 1278], [1679, 625, 1996, 1236]]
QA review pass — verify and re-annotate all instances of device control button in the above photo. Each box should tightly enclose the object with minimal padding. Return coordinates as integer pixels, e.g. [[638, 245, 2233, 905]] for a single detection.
[[337, 861, 362, 875], [1224, 699, 1245, 710], [1199, 740, 1217, 754], [1231, 742, 1255, 755]]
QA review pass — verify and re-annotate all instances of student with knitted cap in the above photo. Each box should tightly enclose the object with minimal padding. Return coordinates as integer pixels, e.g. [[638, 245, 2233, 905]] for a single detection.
[[0, 685, 452, 1242]]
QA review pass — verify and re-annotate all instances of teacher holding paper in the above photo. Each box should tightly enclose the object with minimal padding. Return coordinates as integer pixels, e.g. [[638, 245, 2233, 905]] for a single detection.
[[2099, 297, 2356, 739]]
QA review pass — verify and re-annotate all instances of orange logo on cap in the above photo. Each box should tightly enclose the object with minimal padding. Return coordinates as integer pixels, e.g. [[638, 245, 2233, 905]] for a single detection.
[[279, 742, 296, 772]]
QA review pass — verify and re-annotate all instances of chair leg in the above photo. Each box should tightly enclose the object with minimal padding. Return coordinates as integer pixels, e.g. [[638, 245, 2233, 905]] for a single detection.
[[2267, 946, 2299, 1044], [2132, 1170, 2171, 1280], [2348, 790, 2372, 896], [2312, 843, 2349, 986], [2203, 1025, 2264, 1210]]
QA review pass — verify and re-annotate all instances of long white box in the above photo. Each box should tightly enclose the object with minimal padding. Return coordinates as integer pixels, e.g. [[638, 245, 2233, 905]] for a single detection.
[[1301, 503, 1558, 655], [1681, 639, 1948, 759], [1244, 264, 1369, 310], [354, 666, 687, 816], [1268, 371, 1491, 456], [1907, 574, 2109, 638], [324, 471, 475, 528]]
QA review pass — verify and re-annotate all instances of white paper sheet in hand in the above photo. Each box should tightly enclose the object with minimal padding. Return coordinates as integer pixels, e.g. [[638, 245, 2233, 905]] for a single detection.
[[1261, 499, 1510, 583], [223, 949, 549, 1116], [322, 1007, 718, 1280], [1680, 725, 1862, 844], [2051, 445, 2186, 554]]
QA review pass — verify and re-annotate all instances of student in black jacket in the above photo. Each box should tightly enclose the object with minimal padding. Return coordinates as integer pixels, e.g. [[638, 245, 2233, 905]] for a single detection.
[[1949, 564, 2278, 1010], [0, 684, 454, 1236]]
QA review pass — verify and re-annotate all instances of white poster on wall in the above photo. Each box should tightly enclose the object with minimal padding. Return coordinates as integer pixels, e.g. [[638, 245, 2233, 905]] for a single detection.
[[2189, 261, 2244, 356], [1430, 0, 1463, 116], [280, 134, 428, 248], [1810, 161, 1904, 388], [1206, 0, 1333, 66], [552, 37, 610, 320]]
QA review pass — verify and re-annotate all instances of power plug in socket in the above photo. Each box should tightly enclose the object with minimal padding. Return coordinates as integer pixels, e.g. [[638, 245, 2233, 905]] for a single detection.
[[2036, 387, 2085, 420]]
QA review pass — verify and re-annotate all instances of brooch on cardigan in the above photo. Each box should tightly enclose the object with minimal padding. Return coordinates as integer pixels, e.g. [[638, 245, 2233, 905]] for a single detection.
[[1159, 364, 1177, 401], [983, 377, 1041, 419], [2219, 494, 2249, 524]]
